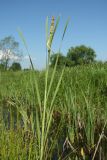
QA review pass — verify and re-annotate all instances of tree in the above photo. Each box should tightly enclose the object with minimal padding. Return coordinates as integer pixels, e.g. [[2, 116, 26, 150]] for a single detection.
[[0, 36, 22, 70], [0, 63, 5, 71], [50, 53, 74, 67], [50, 53, 67, 67], [9, 62, 21, 71], [67, 45, 96, 66], [50, 53, 75, 67]]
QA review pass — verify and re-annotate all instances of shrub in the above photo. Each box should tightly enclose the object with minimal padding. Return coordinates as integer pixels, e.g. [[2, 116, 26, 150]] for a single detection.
[[9, 62, 21, 71]]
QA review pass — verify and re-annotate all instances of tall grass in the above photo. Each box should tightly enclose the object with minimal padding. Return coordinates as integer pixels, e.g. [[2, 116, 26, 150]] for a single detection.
[[0, 17, 107, 160]]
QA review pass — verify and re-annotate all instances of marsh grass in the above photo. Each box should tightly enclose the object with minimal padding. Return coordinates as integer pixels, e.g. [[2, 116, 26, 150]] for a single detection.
[[0, 17, 107, 160]]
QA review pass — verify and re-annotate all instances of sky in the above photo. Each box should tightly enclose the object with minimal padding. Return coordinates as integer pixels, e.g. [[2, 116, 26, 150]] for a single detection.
[[0, 0, 107, 69]]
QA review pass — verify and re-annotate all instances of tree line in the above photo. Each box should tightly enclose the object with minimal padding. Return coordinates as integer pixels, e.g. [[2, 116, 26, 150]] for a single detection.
[[0, 35, 99, 71], [50, 45, 96, 67]]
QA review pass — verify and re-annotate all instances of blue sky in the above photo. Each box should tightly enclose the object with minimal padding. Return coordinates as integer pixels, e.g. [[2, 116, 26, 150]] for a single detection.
[[0, 0, 107, 69]]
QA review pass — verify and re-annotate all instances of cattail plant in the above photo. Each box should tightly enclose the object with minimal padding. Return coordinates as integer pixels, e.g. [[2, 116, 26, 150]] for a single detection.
[[16, 16, 69, 160]]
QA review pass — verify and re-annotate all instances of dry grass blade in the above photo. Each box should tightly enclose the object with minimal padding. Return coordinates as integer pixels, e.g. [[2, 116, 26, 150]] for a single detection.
[[92, 120, 107, 160]]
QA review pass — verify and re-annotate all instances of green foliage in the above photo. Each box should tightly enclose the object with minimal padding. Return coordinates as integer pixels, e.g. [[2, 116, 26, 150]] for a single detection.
[[9, 62, 22, 71], [0, 17, 106, 159], [67, 45, 96, 65], [0, 63, 5, 71], [50, 45, 96, 68], [50, 53, 75, 67], [50, 53, 67, 67], [1, 64, 107, 159], [16, 16, 70, 160]]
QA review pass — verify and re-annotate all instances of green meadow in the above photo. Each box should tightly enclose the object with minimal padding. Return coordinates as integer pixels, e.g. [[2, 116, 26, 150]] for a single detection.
[[0, 17, 107, 160], [0, 63, 107, 160]]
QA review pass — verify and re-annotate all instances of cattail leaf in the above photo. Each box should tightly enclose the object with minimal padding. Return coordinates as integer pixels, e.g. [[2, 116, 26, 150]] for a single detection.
[[17, 29, 29, 54], [18, 29, 34, 70], [62, 17, 70, 41]]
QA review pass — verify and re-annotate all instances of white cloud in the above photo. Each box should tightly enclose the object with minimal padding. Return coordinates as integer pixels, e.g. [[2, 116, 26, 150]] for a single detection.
[[0, 50, 4, 60], [23, 55, 36, 61], [24, 55, 29, 60], [0, 50, 20, 61], [0, 50, 36, 63]]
